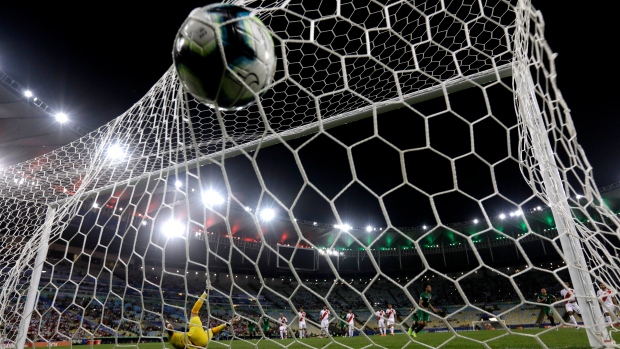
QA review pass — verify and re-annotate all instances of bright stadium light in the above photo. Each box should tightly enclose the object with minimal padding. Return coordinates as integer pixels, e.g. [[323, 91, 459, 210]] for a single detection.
[[23, 90, 33, 98], [473, 219, 479, 224], [55, 112, 68, 123], [335, 224, 351, 232], [202, 189, 224, 206], [499, 213, 506, 220], [259, 208, 275, 221], [175, 180, 183, 188], [162, 220, 185, 238], [365, 225, 373, 232], [107, 144, 126, 160]]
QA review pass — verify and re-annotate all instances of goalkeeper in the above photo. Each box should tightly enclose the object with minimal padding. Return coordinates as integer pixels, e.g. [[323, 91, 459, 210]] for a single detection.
[[165, 291, 238, 349]]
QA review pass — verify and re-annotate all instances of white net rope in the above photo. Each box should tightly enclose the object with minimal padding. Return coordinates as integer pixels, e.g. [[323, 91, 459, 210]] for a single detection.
[[1, 0, 619, 348]]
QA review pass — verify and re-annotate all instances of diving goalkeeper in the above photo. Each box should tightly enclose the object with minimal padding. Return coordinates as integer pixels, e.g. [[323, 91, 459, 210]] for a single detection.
[[165, 291, 239, 349]]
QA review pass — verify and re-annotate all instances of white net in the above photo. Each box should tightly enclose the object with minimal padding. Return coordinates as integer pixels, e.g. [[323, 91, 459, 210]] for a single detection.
[[1, 0, 619, 348]]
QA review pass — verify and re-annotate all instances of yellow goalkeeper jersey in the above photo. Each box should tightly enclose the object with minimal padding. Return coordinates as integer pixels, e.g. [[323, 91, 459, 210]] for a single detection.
[[167, 317, 226, 349]]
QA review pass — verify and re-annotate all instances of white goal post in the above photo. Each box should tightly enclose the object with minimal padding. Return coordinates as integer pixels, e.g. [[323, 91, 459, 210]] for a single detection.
[[1, 0, 619, 349]]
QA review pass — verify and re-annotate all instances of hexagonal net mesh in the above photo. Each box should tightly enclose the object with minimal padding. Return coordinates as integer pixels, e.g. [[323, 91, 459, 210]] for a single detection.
[[1, 0, 619, 348]]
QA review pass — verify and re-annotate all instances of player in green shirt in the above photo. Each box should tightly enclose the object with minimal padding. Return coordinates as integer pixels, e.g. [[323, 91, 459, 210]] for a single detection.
[[410, 283, 437, 337], [260, 315, 270, 337], [339, 309, 348, 335], [247, 314, 256, 337], [536, 288, 557, 327]]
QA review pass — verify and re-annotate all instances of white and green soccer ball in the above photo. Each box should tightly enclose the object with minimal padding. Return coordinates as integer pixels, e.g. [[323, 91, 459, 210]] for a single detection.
[[172, 3, 276, 110]]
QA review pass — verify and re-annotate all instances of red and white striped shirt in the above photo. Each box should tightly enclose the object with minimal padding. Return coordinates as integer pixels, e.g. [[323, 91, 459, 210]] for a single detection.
[[346, 312, 355, 324], [376, 310, 385, 322], [561, 288, 575, 304], [320, 309, 330, 321]]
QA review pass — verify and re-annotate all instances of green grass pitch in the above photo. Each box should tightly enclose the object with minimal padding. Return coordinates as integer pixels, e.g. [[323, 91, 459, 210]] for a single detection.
[[72, 328, 618, 349]]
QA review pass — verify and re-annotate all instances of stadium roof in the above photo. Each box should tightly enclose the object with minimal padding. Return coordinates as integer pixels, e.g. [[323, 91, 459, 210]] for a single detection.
[[0, 70, 88, 168]]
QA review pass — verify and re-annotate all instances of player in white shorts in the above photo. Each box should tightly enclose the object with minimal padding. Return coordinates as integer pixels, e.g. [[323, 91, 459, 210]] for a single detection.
[[597, 283, 618, 325], [278, 313, 288, 339], [346, 309, 355, 337], [386, 303, 396, 336], [375, 306, 386, 336], [319, 305, 330, 338], [298, 307, 307, 338], [560, 281, 581, 328]]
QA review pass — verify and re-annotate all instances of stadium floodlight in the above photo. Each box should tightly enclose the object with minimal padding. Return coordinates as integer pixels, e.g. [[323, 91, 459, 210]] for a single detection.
[[473, 219, 479, 224], [365, 225, 372, 232], [23, 90, 33, 98], [202, 189, 224, 206], [499, 213, 506, 220], [423, 225, 427, 230], [335, 224, 351, 232], [106, 144, 126, 160], [174, 180, 183, 188], [259, 208, 275, 221], [162, 220, 185, 238], [54, 112, 68, 123]]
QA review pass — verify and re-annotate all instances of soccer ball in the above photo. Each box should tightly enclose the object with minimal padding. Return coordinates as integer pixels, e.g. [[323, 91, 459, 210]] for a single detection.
[[172, 3, 276, 110]]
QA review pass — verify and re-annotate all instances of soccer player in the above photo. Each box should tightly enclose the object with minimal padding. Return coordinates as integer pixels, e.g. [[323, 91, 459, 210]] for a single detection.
[[278, 313, 288, 339], [386, 303, 396, 336], [260, 315, 270, 337], [411, 283, 438, 337], [298, 307, 307, 338], [536, 288, 557, 327], [339, 309, 347, 336], [560, 281, 581, 328], [164, 292, 239, 349], [346, 309, 355, 337], [406, 307, 420, 336], [375, 306, 386, 336], [247, 314, 256, 338], [319, 305, 330, 338], [597, 282, 618, 325]]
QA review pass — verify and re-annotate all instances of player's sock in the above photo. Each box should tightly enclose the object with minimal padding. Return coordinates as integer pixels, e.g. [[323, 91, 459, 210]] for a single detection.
[[549, 317, 556, 326], [191, 292, 207, 313], [211, 324, 227, 335], [415, 324, 425, 333], [569, 315, 578, 327], [606, 315, 612, 324]]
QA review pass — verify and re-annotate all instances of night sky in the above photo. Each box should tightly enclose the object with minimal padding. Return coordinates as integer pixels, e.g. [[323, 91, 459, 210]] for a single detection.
[[0, 1, 617, 189]]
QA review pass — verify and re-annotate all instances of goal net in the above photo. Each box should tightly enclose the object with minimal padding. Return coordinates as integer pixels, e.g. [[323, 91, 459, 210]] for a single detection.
[[1, 0, 619, 348]]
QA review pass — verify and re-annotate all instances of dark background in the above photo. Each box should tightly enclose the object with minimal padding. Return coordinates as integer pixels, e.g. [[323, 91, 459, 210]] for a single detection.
[[0, 1, 616, 187]]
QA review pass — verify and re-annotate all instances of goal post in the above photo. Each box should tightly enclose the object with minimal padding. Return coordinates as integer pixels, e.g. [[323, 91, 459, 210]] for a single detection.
[[512, 1, 606, 346], [1, 1, 619, 349]]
